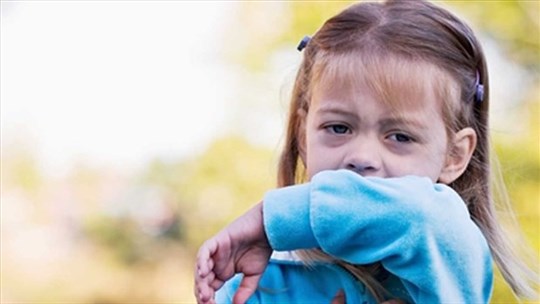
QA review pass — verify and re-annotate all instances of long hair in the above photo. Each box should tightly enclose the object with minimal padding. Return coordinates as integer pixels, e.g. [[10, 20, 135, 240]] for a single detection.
[[277, 0, 537, 301]]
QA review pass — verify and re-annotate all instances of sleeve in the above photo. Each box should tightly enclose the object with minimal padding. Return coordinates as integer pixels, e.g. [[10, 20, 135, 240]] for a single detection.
[[262, 169, 493, 304]]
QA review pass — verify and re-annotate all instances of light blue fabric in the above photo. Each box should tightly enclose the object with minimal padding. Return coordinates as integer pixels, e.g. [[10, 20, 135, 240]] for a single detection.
[[217, 170, 493, 303], [216, 258, 412, 304]]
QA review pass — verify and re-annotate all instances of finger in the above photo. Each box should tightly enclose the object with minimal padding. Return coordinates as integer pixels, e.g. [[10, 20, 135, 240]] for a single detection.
[[197, 239, 215, 276], [330, 289, 346, 304], [232, 274, 263, 304], [194, 262, 214, 298], [197, 294, 216, 304], [203, 271, 222, 292], [195, 269, 216, 303], [197, 258, 215, 279], [194, 279, 210, 303], [197, 239, 218, 276], [210, 277, 224, 290], [195, 259, 212, 281], [197, 281, 215, 304], [210, 235, 233, 276]]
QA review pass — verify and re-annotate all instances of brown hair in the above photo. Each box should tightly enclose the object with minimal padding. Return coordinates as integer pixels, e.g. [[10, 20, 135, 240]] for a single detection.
[[278, 0, 537, 301]]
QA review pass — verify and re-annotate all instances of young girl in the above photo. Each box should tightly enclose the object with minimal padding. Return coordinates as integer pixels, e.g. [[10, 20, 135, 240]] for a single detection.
[[195, 1, 538, 303]]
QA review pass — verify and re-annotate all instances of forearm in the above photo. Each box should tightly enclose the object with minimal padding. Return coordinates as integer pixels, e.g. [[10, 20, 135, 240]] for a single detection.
[[262, 169, 493, 303]]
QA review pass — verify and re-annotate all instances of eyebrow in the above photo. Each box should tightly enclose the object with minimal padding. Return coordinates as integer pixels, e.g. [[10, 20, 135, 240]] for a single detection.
[[378, 117, 430, 130], [315, 103, 358, 120], [315, 104, 430, 130]]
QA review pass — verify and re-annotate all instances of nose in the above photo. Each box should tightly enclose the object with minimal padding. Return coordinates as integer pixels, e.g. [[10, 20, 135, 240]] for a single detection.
[[344, 139, 382, 176]]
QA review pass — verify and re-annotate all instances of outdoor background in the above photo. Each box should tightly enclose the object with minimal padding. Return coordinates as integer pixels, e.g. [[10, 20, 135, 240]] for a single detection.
[[1, 1, 538, 303]]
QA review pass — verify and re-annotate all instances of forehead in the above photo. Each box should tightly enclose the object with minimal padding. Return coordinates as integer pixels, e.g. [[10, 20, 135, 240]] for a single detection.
[[311, 52, 460, 113]]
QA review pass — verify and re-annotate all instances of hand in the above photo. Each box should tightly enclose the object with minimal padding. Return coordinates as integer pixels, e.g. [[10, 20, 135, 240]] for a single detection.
[[195, 202, 272, 304]]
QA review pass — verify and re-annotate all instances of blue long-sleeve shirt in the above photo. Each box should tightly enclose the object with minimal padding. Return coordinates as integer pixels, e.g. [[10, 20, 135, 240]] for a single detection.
[[216, 170, 493, 303]]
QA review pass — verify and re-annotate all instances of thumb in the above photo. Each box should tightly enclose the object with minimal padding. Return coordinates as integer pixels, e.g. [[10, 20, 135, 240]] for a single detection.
[[232, 274, 263, 304]]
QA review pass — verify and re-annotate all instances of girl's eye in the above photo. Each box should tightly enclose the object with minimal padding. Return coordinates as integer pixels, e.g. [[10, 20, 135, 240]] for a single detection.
[[389, 133, 413, 143], [326, 124, 350, 134]]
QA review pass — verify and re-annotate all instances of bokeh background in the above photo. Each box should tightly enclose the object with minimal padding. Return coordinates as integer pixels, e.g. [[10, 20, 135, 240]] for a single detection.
[[1, 1, 538, 303]]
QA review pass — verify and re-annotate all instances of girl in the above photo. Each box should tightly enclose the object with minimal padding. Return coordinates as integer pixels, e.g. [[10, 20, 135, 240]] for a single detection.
[[195, 0, 538, 303]]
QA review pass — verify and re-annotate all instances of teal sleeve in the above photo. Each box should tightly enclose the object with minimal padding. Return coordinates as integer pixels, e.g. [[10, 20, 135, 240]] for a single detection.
[[262, 169, 493, 303], [263, 182, 318, 250]]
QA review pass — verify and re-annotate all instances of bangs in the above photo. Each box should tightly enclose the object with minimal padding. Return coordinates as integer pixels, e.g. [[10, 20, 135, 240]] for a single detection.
[[311, 51, 461, 117]]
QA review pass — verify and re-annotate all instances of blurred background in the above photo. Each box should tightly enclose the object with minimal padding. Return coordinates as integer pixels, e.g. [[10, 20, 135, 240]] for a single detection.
[[1, 1, 538, 303]]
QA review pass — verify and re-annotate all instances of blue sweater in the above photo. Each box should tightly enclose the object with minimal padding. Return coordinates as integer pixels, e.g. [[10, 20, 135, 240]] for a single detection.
[[216, 170, 493, 303]]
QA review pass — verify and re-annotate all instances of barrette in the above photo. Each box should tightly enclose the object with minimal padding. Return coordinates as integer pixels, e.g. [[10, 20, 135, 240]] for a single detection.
[[475, 71, 484, 103], [297, 35, 311, 52]]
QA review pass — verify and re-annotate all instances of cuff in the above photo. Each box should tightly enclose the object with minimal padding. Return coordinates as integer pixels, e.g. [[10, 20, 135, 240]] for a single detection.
[[262, 183, 318, 251]]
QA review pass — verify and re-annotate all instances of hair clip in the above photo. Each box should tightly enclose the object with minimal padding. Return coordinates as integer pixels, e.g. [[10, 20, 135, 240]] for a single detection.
[[475, 71, 484, 103], [297, 35, 311, 52]]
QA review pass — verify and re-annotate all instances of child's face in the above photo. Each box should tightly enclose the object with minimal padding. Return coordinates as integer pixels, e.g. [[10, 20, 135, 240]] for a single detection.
[[304, 74, 450, 183]]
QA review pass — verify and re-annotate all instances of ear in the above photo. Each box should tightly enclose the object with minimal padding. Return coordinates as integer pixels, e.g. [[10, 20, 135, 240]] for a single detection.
[[438, 127, 477, 184]]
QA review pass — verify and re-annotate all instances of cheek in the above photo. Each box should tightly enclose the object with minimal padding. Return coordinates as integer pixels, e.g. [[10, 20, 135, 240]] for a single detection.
[[386, 140, 448, 180], [410, 147, 448, 181], [418, 128, 450, 178], [305, 143, 324, 179], [305, 135, 341, 179]]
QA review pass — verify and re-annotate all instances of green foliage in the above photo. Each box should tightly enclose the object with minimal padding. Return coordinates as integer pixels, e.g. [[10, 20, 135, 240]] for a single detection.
[[279, 1, 355, 44], [131, 136, 277, 250], [1, 139, 43, 196], [447, 1, 540, 73], [175, 136, 276, 249], [84, 216, 142, 265], [491, 99, 540, 301], [225, 2, 353, 71]]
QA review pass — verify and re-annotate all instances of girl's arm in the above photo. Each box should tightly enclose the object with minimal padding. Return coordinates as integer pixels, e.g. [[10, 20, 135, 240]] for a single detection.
[[263, 169, 493, 303], [195, 169, 493, 303], [195, 203, 272, 304]]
